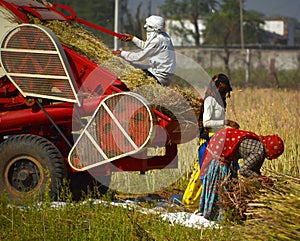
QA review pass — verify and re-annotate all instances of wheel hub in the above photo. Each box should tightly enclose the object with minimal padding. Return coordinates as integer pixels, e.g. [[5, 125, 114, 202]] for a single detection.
[[17, 169, 31, 181], [5, 156, 43, 193]]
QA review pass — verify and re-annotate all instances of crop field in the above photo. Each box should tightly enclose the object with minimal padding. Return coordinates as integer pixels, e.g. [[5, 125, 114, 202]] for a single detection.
[[227, 88, 299, 177], [0, 87, 299, 241]]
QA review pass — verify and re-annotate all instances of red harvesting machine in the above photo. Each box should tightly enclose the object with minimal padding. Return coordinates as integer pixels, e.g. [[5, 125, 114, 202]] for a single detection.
[[0, 0, 198, 200]]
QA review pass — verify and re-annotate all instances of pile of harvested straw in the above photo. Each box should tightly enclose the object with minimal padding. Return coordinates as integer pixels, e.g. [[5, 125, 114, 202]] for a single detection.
[[32, 18, 200, 118], [36, 19, 158, 89], [218, 176, 262, 222], [219, 172, 300, 240], [241, 174, 300, 240]]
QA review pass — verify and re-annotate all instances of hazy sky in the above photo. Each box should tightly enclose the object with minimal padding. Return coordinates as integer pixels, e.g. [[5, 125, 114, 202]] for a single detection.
[[244, 0, 300, 21], [128, 0, 300, 21]]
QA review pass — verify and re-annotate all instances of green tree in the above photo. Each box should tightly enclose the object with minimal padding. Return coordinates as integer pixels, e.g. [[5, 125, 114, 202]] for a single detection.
[[243, 10, 266, 44], [119, 0, 145, 39], [119, 0, 162, 42], [161, 0, 218, 46], [203, 0, 264, 75], [294, 20, 300, 45], [51, 0, 115, 47]]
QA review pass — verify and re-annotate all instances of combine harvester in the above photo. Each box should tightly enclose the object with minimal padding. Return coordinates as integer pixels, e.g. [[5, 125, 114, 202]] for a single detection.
[[0, 0, 198, 201]]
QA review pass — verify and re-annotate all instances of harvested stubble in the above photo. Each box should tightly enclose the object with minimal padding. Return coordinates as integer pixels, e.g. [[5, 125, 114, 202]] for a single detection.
[[218, 172, 300, 240], [244, 177, 300, 240], [218, 175, 262, 222], [32, 18, 200, 117]]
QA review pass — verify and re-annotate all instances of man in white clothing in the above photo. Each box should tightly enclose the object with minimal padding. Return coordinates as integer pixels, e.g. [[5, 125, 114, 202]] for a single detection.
[[112, 15, 176, 86]]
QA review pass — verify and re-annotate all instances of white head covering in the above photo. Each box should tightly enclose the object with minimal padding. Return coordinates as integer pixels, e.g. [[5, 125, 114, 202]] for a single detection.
[[144, 15, 165, 32]]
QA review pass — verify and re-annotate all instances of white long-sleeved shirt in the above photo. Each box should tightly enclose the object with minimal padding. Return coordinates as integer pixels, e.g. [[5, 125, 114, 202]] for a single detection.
[[203, 96, 226, 131], [121, 32, 176, 86]]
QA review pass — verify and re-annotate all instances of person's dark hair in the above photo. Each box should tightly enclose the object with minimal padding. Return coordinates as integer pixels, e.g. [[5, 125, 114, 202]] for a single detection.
[[204, 73, 232, 108], [198, 73, 232, 139]]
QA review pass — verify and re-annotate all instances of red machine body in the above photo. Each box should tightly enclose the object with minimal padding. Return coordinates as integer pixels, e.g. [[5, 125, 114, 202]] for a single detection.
[[0, 0, 197, 200]]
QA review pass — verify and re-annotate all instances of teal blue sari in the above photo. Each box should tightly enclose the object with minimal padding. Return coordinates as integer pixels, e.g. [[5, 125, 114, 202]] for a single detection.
[[199, 159, 238, 221]]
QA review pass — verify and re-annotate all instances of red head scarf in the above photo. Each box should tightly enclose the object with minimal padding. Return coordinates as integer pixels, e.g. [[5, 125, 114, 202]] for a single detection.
[[259, 135, 284, 159]]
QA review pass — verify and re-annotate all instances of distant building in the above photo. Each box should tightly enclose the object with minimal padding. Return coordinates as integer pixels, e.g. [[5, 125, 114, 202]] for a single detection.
[[165, 19, 206, 46], [166, 17, 295, 47], [260, 18, 295, 46]]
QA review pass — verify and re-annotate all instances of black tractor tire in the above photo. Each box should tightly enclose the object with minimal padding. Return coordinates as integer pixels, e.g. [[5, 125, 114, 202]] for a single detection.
[[0, 134, 67, 201]]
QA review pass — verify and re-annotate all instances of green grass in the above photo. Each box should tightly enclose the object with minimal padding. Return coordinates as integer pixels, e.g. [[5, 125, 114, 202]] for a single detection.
[[0, 193, 234, 241], [204, 68, 300, 89], [1, 180, 299, 241]]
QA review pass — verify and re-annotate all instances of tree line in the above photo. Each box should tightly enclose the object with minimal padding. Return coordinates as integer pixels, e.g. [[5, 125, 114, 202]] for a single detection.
[[50, 0, 299, 50]]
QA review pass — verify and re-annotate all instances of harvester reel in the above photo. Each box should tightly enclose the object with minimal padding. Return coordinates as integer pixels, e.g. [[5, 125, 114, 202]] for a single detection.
[[69, 92, 154, 171], [0, 23, 79, 104]]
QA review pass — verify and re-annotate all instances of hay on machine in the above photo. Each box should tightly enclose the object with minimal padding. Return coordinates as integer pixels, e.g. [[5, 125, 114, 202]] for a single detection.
[[27, 14, 201, 119]]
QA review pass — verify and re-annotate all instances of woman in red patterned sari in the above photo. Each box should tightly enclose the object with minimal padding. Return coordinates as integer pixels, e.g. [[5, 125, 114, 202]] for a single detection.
[[199, 128, 284, 221]]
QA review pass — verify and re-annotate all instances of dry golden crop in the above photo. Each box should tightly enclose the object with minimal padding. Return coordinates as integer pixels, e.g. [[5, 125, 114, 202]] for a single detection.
[[226, 88, 300, 177], [216, 88, 300, 239]]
